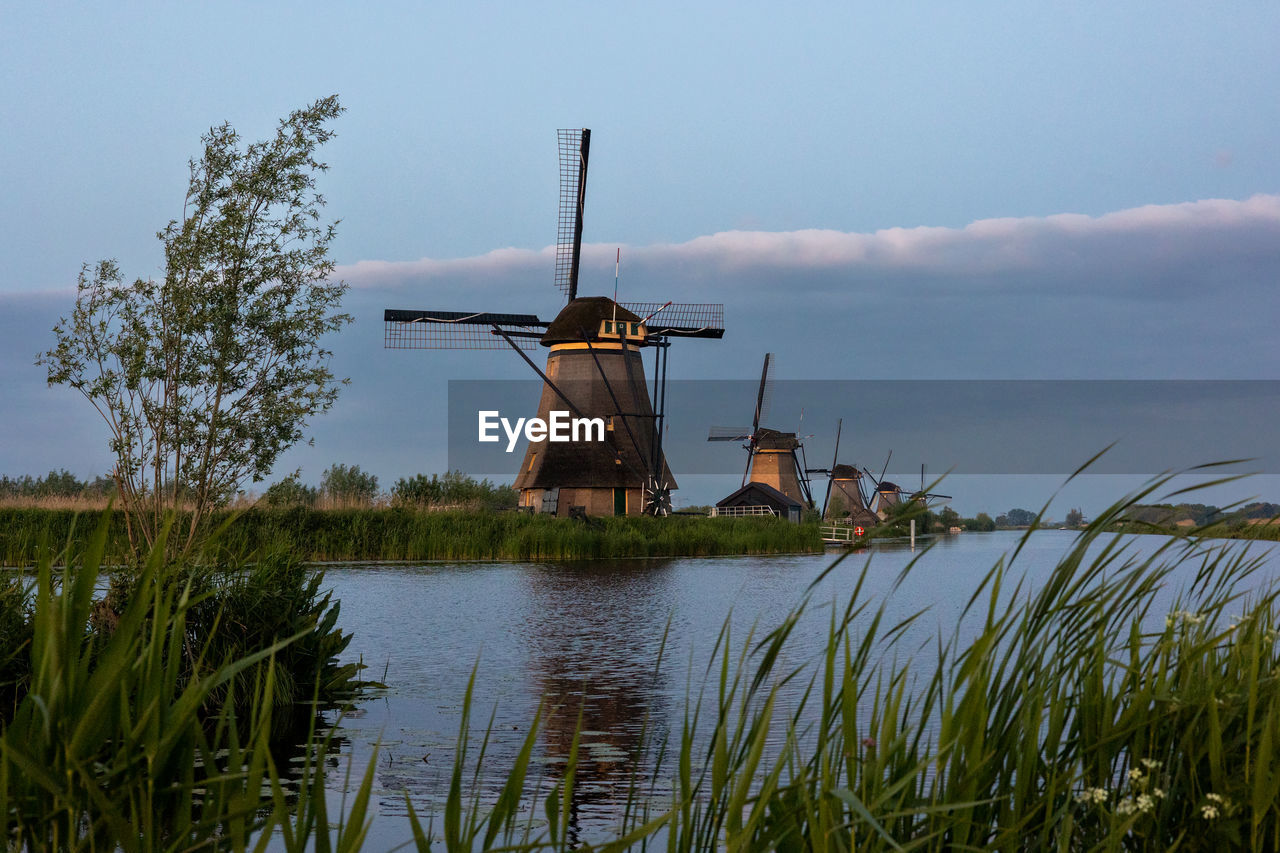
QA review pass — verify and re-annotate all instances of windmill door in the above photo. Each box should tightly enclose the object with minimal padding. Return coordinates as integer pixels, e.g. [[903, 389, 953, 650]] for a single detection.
[[542, 488, 560, 515], [613, 487, 626, 516]]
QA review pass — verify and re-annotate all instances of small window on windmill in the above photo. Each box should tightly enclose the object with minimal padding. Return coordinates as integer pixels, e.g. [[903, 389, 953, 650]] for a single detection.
[[541, 487, 560, 514], [630, 323, 640, 337]]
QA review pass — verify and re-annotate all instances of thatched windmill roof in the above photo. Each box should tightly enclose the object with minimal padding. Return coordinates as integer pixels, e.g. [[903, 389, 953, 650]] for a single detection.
[[754, 428, 801, 451], [540, 297, 642, 346]]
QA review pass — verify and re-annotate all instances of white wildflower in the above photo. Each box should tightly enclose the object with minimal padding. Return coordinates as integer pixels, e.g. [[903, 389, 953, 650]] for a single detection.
[[1202, 805, 1219, 819], [1137, 794, 1154, 813], [1206, 793, 1225, 803], [1076, 787, 1109, 805], [1128, 768, 1144, 782], [1170, 610, 1206, 627], [1153, 788, 1166, 798], [1116, 797, 1137, 816], [1140, 758, 1162, 770]]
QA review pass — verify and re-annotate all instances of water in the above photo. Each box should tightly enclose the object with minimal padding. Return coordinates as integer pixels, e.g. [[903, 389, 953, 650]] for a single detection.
[[304, 531, 1277, 848]]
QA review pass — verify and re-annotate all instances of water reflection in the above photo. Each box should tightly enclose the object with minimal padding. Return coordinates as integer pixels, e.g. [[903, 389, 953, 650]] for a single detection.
[[519, 559, 676, 835]]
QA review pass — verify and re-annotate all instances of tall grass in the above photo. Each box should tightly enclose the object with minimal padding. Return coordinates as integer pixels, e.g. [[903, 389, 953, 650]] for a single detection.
[[0, 507, 822, 566], [0, 514, 380, 849], [379, 469, 1280, 851]]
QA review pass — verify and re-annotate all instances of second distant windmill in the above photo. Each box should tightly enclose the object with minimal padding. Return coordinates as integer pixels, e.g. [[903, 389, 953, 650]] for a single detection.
[[707, 353, 814, 507]]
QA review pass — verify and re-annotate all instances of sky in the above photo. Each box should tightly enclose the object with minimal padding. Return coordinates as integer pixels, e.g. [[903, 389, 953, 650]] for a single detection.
[[2, 1, 1279, 514]]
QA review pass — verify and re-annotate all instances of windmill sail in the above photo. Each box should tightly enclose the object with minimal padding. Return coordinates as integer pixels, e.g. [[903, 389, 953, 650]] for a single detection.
[[555, 129, 590, 301], [707, 426, 753, 442], [618, 302, 725, 338], [820, 418, 842, 517], [754, 353, 775, 436], [383, 309, 546, 350]]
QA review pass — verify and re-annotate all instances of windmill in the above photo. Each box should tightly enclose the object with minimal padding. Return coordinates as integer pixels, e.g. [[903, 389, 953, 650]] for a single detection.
[[804, 419, 881, 528], [707, 353, 814, 506], [861, 456, 951, 520], [384, 129, 724, 517]]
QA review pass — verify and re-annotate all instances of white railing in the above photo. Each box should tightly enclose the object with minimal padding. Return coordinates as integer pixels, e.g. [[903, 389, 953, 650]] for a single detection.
[[709, 505, 778, 518], [819, 524, 867, 543]]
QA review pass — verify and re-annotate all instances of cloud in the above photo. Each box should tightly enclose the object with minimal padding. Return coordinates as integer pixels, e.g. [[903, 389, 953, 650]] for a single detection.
[[340, 246, 555, 289], [337, 194, 1280, 302]]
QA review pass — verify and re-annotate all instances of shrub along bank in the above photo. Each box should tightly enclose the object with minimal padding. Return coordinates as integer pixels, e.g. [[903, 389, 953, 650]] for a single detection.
[[0, 506, 823, 566]]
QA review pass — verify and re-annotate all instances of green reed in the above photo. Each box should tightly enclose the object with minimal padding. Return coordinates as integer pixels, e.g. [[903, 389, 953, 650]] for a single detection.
[[0, 507, 822, 566], [0, 513, 377, 849]]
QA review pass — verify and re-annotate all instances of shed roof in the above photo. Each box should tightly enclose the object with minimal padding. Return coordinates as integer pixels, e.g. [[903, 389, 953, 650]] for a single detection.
[[716, 481, 804, 509]]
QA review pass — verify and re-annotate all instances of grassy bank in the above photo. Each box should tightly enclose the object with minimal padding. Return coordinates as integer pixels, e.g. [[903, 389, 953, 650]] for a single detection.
[[0, 506, 822, 566]]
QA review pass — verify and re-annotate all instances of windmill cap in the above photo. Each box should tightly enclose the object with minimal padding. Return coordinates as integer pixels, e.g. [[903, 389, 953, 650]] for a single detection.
[[754, 428, 801, 450], [832, 464, 861, 479], [541, 297, 643, 346], [877, 481, 900, 492]]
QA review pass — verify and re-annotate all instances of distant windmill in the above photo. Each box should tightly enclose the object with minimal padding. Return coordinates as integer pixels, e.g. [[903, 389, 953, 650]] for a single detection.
[[707, 353, 814, 506], [805, 419, 881, 527], [384, 129, 724, 516], [862, 456, 951, 520]]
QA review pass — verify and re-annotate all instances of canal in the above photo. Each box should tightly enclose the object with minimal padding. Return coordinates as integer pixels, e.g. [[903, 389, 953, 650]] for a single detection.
[[302, 530, 1277, 848]]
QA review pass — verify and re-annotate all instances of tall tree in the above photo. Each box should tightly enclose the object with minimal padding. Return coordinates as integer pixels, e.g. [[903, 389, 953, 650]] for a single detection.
[[40, 96, 351, 558]]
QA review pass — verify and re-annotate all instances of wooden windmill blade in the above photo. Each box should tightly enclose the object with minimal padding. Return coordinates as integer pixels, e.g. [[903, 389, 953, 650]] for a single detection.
[[795, 448, 815, 507], [707, 426, 753, 442], [383, 309, 548, 350], [754, 353, 776, 433], [820, 418, 842, 517], [858, 465, 881, 509], [555, 129, 590, 302], [795, 407, 815, 507], [618, 302, 726, 339]]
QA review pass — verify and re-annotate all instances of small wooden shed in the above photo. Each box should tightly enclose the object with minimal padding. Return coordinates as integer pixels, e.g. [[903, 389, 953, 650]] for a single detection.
[[716, 481, 804, 523]]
